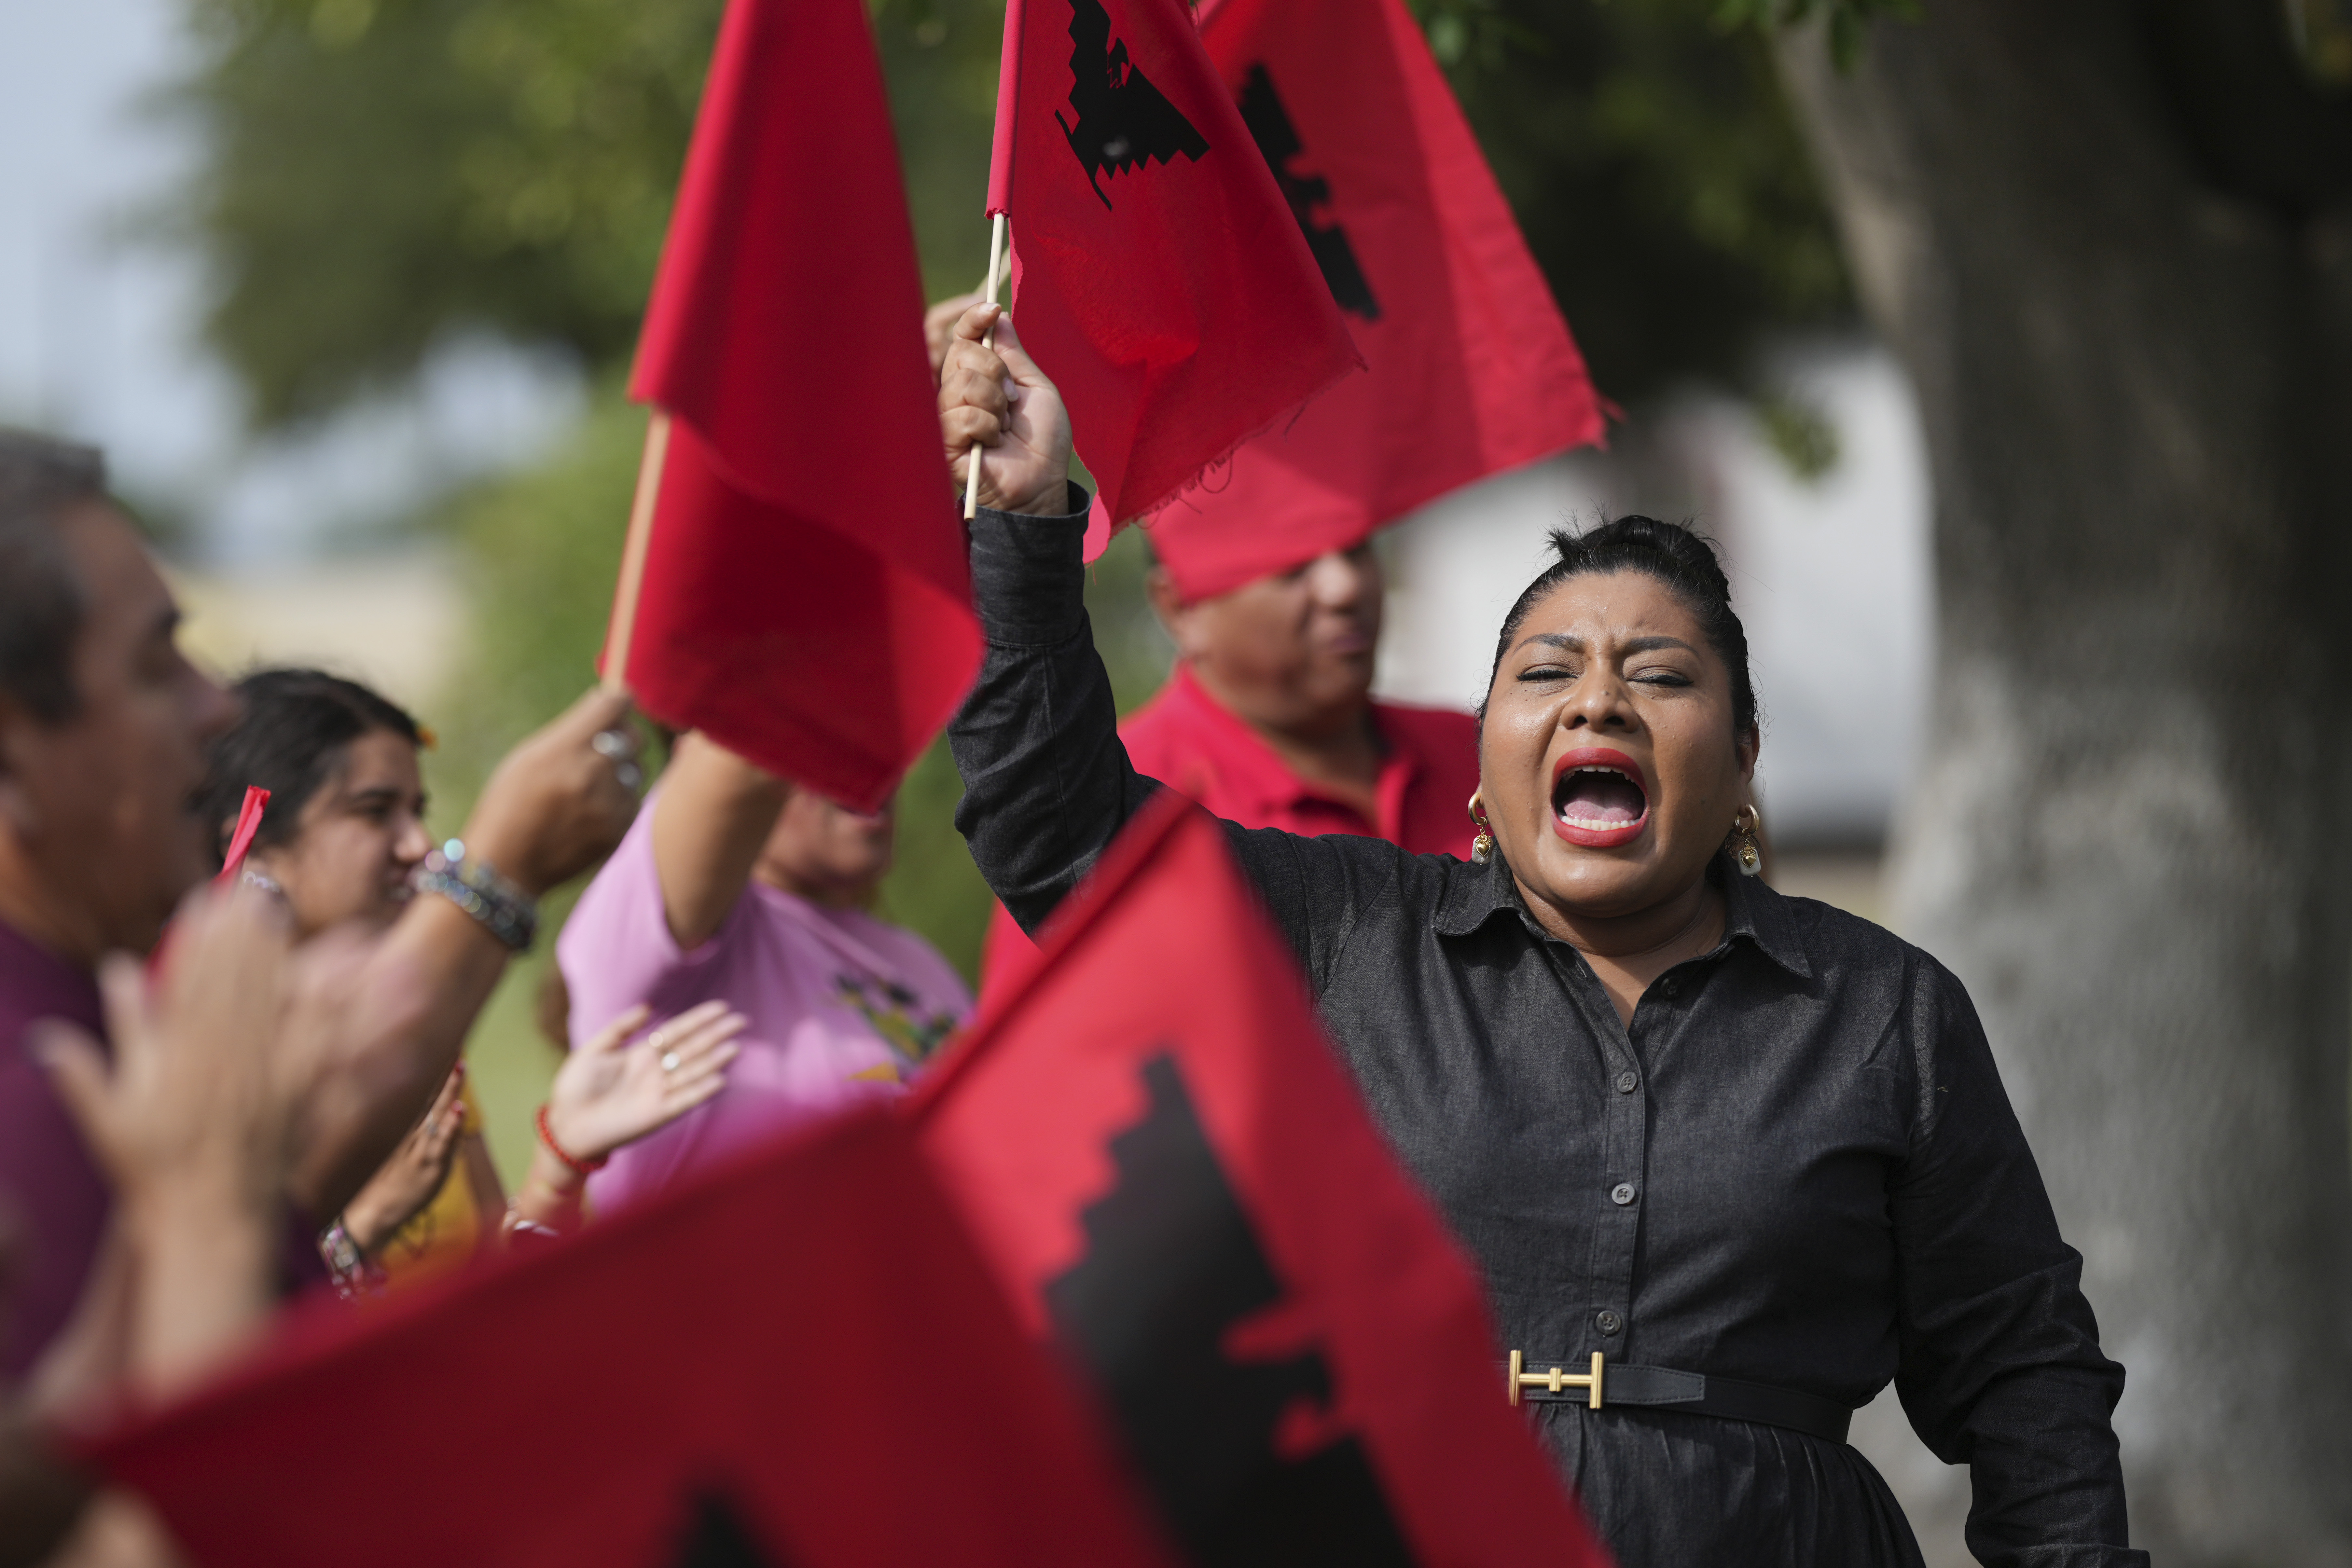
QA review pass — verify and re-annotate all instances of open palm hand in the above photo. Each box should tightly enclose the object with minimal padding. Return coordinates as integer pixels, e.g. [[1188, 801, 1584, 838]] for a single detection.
[[544, 1000, 745, 1164]]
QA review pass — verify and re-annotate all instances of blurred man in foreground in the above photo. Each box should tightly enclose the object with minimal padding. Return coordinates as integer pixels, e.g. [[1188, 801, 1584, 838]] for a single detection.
[[1, 882, 377, 1568], [0, 429, 639, 1380]]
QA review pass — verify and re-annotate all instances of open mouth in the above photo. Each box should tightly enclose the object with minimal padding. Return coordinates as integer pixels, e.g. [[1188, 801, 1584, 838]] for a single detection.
[[1550, 748, 1650, 849]]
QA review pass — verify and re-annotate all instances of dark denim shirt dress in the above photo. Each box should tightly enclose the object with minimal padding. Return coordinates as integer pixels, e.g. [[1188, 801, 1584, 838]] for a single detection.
[[949, 498, 2145, 1568]]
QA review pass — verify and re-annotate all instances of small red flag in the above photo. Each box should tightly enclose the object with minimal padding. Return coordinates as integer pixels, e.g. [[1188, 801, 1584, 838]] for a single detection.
[[909, 794, 1608, 1568], [88, 1113, 1175, 1568], [985, 0, 1362, 536], [610, 0, 978, 811], [214, 786, 270, 885], [1136, 0, 1605, 600]]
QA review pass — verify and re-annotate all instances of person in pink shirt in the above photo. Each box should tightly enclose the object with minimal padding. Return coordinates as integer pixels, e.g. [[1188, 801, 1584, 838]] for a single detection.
[[556, 735, 969, 1216]]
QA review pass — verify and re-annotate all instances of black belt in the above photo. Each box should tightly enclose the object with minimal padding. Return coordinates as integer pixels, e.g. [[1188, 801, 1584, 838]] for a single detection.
[[1506, 1351, 1852, 1445]]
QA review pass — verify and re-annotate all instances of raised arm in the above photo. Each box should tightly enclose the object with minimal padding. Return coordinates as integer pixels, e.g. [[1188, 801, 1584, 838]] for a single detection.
[[649, 733, 789, 950], [937, 308, 1410, 977], [287, 687, 641, 1220], [937, 304, 1156, 936]]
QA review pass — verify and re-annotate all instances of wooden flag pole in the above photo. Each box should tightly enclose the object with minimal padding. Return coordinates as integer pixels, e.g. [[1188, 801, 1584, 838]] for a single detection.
[[961, 212, 1010, 521], [603, 408, 672, 696]]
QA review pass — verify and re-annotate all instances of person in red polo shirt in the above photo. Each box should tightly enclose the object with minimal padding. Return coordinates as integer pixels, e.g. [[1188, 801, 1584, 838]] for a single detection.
[[979, 530, 1478, 996]]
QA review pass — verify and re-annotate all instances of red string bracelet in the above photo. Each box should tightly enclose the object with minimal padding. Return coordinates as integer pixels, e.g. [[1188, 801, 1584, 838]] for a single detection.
[[535, 1104, 607, 1175]]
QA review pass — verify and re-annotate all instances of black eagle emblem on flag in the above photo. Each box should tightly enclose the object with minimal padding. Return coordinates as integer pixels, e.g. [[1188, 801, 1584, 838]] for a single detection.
[[1045, 1054, 1418, 1566], [666, 1491, 784, 1567], [1236, 63, 1381, 322], [1057, 0, 1210, 210]]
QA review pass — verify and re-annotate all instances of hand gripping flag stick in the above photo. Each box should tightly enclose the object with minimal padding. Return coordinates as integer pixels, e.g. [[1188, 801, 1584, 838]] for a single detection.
[[962, 0, 1025, 523], [960, 212, 1010, 521]]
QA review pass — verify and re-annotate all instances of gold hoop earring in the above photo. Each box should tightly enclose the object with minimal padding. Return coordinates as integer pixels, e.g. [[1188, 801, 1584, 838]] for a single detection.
[[1467, 792, 1495, 866], [1730, 804, 1763, 878]]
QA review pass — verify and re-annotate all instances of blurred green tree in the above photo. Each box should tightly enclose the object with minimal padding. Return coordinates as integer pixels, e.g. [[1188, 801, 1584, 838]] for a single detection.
[[1410, 0, 1852, 406], [181, 0, 1849, 423]]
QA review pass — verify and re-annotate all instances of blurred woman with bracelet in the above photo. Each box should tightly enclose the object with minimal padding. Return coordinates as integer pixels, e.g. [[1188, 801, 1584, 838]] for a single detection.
[[195, 670, 741, 1290]]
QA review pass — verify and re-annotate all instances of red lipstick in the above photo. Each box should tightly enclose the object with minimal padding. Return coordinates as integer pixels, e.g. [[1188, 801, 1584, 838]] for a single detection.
[[1549, 747, 1651, 848]]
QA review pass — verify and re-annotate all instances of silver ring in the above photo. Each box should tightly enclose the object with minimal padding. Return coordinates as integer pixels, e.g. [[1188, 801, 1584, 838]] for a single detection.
[[661, 1051, 681, 1074], [614, 761, 643, 791], [590, 729, 637, 762]]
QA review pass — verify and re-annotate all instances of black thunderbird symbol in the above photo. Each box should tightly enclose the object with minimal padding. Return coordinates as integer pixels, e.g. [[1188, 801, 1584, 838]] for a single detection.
[[1046, 1054, 1418, 1566], [666, 1491, 782, 1567], [1237, 63, 1380, 321], [1057, 0, 1210, 210]]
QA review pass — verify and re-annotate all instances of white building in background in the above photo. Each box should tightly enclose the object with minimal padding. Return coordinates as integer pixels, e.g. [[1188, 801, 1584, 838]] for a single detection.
[[1377, 342, 1935, 850]]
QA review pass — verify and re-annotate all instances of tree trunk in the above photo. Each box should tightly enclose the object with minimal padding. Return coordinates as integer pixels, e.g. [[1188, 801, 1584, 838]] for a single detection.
[[1775, 4, 2352, 1562]]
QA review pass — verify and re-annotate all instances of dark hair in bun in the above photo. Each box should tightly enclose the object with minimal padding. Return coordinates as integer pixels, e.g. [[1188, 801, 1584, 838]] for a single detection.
[[1482, 515, 1758, 737]]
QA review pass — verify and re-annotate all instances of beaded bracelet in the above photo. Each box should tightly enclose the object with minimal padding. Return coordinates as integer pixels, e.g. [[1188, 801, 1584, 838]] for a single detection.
[[535, 1104, 607, 1175], [418, 838, 538, 951], [318, 1218, 387, 1301]]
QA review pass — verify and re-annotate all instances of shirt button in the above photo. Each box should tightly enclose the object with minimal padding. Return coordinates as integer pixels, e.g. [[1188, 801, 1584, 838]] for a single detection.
[[1611, 1182, 1637, 1206], [1659, 976, 1681, 997], [1595, 1310, 1623, 1336], [1615, 1070, 1639, 1094]]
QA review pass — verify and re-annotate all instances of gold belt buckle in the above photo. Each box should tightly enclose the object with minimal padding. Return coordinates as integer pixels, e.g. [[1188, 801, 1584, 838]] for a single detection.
[[1507, 1349, 1605, 1410]]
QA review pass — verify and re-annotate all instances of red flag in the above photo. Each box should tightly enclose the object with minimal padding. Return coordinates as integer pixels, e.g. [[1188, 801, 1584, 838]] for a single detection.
[[214, 786, 270, 885], [909, 794, 1608, 1568], [610, 0, 977, 812], [986, 0, 1362, 535], [153, 784, 267, 975], [1134, 0, 1605, 600], [89, 1113, 1175, 1568]]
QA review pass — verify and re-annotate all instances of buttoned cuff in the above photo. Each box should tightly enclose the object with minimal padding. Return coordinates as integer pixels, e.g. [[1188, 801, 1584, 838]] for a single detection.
[[967, 482, 1093, 646]]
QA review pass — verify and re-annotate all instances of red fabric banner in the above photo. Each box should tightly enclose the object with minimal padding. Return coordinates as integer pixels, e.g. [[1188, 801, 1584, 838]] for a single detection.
[[910, 793, 1609, 1568], [1135, 0, 1605, 601], [990, 0, 1362, 533], [613, 0, 977, 811], [90, 1113, 1175, 1568], [214, 785, 270, 885]]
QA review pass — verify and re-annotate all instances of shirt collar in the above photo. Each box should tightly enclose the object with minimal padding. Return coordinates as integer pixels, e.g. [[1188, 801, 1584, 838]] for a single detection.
[[1156, 665, 1420, 830], [1433, 851, 1814, 980]]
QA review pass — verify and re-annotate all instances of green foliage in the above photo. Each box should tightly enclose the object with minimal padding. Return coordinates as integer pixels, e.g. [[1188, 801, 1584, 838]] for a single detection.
[[1409, 0, 1852, 406], [177, 0, 1017, 427], [187, 0, 1849, 425], [1709, 0, 1920, 74], [1753, 390, 1840, 480], [408, 382, 643, 1177], [424, 377, 642, 803], [2288, 0, 2352, 85], [176, 0, 718, 425]]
